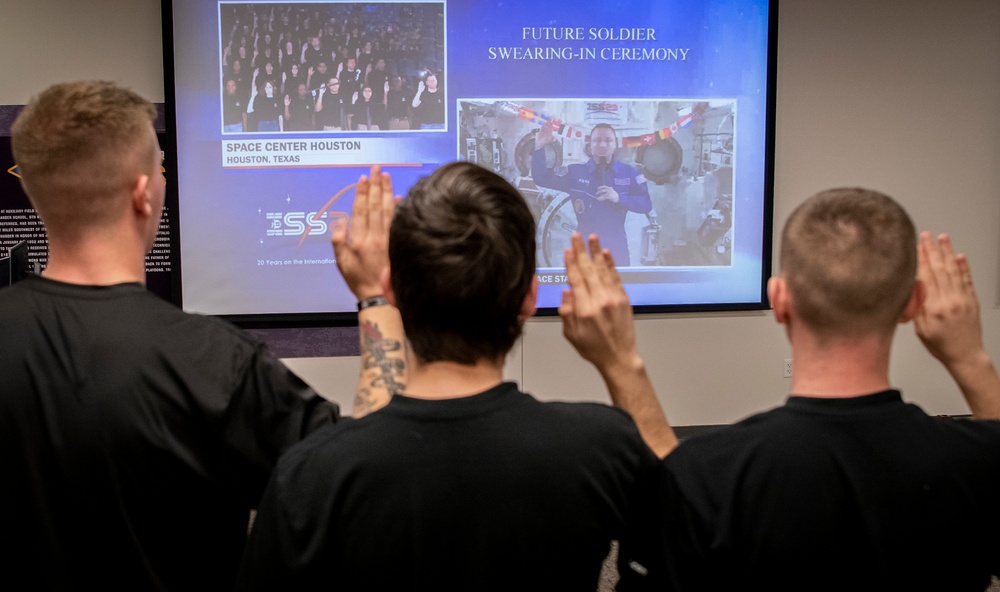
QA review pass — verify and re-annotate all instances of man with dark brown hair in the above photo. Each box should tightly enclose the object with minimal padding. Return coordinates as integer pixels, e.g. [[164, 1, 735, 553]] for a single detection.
[[239, 162, 669, 590]]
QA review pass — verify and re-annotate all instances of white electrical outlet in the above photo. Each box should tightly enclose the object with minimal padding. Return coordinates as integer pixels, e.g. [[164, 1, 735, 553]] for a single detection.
[[783, 358, 793, 378]]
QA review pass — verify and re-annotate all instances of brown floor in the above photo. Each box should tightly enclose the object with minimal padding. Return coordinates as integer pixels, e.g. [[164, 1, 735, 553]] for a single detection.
[[596, 544, 1000, 592]]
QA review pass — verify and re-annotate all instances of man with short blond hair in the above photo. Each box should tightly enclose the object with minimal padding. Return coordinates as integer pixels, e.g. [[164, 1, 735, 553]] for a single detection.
[[559, 186, 1000, 591], [13, 82, 160, 232], [0, 81, 343, 589], [780, 188, 918, 334], [652, 188, 1000, 591]]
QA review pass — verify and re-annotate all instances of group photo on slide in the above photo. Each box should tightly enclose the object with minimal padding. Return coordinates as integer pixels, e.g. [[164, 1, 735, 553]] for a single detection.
[[219, 2, 445, 133]]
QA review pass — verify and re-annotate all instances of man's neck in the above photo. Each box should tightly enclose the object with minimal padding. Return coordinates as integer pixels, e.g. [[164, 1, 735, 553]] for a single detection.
[[43, 234, 147, 286], [403, 358, 505, 400], [788, 329, 894, 398]]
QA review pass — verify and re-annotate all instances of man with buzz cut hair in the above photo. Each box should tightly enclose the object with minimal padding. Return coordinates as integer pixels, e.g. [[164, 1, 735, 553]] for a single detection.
[[635, 188, 1000, 591], [0, 81, 401, 590], [238, 161, 672, 591]]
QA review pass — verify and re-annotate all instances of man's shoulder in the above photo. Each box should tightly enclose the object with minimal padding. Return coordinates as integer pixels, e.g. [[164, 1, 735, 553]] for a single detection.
[[0, 277, 259, 352], [101, 287, 256, 347], [613, 159, 643, 177], [525, 398, 655, 460], [666, 397, 1000, 481], [277, 396, 649, 477], [929, 415, 1000, 448], [540, 398, 639, 430], [663, 405, 791, 472], [267, 418, 372, 491]]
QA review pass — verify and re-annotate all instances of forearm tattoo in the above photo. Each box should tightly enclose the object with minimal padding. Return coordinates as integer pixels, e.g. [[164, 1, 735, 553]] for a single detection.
[[358, 321, 406, 398], [354, 387, 378, 417]]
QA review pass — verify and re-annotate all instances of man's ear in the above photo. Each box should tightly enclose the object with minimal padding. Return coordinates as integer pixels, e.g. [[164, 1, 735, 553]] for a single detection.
[[519, 276, 539, 323], [381, 267, 396, 307], [768, 276, 791, 325], [899, 279, 925, 324], [130, 174, 152, 216]]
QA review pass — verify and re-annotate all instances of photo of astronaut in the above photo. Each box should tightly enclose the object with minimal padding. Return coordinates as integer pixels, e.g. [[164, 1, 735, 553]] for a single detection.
[[457, 98, 736, 268]]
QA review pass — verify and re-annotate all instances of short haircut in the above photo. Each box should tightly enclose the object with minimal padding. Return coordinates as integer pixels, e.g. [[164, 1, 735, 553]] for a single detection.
[[780, 188, 917, 338], [590, 123, 617, 139], [588, 123, 618, 151], [390, 162, 536, 364], [11, 81, 157, 232]]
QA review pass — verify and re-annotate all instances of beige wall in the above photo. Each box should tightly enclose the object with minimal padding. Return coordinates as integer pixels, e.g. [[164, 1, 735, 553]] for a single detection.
[[0, 0, 164, 104], [5, 0, 998, 424]]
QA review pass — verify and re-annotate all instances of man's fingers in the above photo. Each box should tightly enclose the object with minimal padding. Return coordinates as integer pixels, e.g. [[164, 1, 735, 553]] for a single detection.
[[565, 234, 595, 303], [330, 217, 349, 258], [366, 165, 383, 233], [330, 216, 347, 245], [924, 231, 953, 293], [563, 242, 582, 296], [352, 174, 370, 245], [587, 235, 617, 293], [564, 236, 597, 315], [558, 289, 575, 325], [587, 234, 603, 257], [559, 289, 576, 343], [376, 172, 395, 240], [957, 254, 976, 295], [601, 248, 624, 289], [381, 172, 395, 228], [955, 253, 981, 315], [353, 174, 368, 217], [937, 233, 961, 293], [572, 233, 600, 293], [917, 232, 936, 297]]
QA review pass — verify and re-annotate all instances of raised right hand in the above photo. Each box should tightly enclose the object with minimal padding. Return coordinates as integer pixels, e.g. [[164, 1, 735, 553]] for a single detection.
[[914, 232, 984, 368], [331, 165, 397, 299], [535, 120, 556, 150]]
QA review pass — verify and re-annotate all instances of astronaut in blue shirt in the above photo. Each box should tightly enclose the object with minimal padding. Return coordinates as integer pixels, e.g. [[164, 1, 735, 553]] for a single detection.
[[532, 121, 652, 266]]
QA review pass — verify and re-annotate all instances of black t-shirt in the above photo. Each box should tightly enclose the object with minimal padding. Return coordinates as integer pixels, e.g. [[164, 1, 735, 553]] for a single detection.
[[224, 91, 246, 126], [386, 87, 413, 120], [251, 92, 282, 122], [285, 95, 314, 131], [0, 275, 339, 590], [659, 391, 1000, 591], [282, 71, 306, 95], [353, 99, 386, 129], [239, 382, 664, 591], [366, 69, 389, 102], [414, 88, 445, 126], [339, 67, 363, 99], [303, 45, 325, 68], [317, 92, 347, 128]]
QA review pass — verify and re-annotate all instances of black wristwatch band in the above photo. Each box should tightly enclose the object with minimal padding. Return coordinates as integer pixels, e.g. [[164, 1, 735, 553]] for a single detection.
[[357, 295, 389, 311]]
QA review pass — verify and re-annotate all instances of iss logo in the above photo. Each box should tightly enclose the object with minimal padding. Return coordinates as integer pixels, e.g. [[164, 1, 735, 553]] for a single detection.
[[586, 102, 619, 114], [266, 211, 329, 237]]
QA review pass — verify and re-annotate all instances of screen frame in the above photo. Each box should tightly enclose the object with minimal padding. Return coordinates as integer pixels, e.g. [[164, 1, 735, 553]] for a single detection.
[[160, 0, 778, 326]]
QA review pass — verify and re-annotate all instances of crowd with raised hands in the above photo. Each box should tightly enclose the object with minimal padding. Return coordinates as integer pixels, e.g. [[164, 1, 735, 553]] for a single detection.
[[220, 3, 444, 132]]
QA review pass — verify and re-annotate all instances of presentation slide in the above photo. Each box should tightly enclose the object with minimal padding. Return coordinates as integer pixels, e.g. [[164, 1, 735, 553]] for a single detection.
[[165, 0, 774, 318]]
